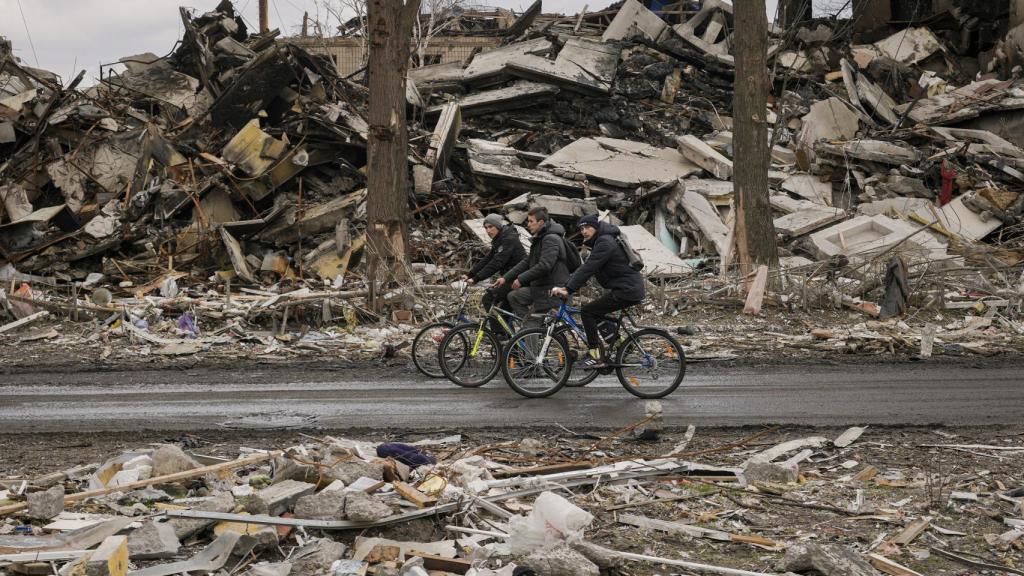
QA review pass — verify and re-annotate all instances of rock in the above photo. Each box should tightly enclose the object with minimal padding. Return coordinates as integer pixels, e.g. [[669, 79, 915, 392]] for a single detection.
[[632, 400, 663, 441], [518, 438, 544, 456], [271, 457, 320, 484], [572, 541, 623, 570], [27, 485, 64, 520], [743, 460, 800, 484], [151, 444, 201, 477], [782, 543, 877, 576], [170, 491, 235, 540], [290, 538, 346, 576], [324, 460, 384, 485], [521, 543, 599, 576], [128, 520, 180, 560], [343, 491, 391, 522], [294, 489, 347, 520], [257, 479, 316, 516]]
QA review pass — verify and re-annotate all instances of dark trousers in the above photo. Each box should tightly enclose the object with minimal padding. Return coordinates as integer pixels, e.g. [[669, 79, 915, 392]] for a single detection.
[[482, 283, 512, 312], [581, 291, 641, 354]]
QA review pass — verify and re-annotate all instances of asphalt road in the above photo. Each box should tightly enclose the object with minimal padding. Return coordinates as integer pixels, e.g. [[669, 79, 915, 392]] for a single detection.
[[1, 360, 1021, 432]]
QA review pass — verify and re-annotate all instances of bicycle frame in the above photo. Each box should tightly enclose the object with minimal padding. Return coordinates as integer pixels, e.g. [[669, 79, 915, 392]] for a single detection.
[[468, 306, 519, 357], [534, 301, 649, 367]]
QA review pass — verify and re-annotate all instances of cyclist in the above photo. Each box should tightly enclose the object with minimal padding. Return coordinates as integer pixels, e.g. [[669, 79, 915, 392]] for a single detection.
[[551, 213, 644, 369], [463, 213, 526, 311], [495, 207, 569, 329]]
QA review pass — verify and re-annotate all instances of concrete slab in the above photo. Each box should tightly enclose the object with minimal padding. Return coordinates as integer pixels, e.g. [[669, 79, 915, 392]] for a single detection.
[[809, 215, 948, 264], [857, 197, 932, 217], [672, 0, 734, 65], [257, 480, 316, 516], [676, 135, 733, 180], [463, 38, 553, 85], [539, 137, 700, 188], [425, 81, 559, 118], [503, 193, 597, 223], [507, 38, 619, 95], [856, 72, 899, 125], [601, 0, 669, 43], [782, 174, 831, 206], [618, 225, 695, 277], [677, 187, 731, 257], [680, 178, 733, 205], [916, 195, 1003, 243], [774, 206, 846, 238], [468, 140, 585, 196], [425, 102, 461, 180], [816, 140, 919, 165], [799, 97, 860, 146]]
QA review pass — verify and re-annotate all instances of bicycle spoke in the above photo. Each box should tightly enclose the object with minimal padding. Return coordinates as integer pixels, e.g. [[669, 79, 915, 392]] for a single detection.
[[616, 330, 685, 399]]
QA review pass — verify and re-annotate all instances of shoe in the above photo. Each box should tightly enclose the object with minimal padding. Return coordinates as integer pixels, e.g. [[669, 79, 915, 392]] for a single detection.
[[580, 356, 608, 370]]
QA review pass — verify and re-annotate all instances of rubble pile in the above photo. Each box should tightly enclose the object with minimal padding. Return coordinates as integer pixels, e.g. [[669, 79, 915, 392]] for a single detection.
[[0, 422, 1022, 575], [2, 0, 1024, 360]]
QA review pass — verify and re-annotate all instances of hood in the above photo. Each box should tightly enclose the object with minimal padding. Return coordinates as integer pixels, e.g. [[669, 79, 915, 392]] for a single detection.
[[531, 220, 566, 242], [584, 221, 620, 247]]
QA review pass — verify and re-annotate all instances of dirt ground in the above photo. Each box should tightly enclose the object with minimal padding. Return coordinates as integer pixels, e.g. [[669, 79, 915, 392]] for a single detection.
[[2, 425, 1022, 575]]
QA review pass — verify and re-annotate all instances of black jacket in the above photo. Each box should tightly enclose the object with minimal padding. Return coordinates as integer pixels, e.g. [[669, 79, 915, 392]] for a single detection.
[[468, 225, 526, 283], [503, 220, 570, 290], [566, 222, 645, 301]]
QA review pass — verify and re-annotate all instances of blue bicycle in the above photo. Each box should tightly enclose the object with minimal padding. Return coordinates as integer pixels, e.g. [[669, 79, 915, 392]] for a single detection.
[[500, 299, 685, 399]]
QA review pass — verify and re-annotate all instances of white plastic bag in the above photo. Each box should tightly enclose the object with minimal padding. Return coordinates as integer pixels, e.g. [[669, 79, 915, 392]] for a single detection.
[[506, 491, 594, 554]]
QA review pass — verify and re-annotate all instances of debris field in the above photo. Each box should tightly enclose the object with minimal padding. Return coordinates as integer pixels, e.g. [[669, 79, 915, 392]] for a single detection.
[[1, 0, 1024, 362], [1, 422, 1022, 576]]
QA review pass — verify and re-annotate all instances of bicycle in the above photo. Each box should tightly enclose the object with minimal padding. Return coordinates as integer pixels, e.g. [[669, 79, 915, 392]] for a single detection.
[[500, 299, 685, 399], [437, 298, 521, 388], [411, 287, 472, 378]]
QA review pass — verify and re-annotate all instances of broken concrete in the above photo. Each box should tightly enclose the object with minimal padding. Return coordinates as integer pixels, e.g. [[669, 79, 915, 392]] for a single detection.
[[257, 479, 316, 516], [540, 137, 700, 188], [27, 485, 65, 521], [343, 491, 391, 523], [127, 520, 181, 560], [293, 489, 347, 520], [150, 444, 202, 477]]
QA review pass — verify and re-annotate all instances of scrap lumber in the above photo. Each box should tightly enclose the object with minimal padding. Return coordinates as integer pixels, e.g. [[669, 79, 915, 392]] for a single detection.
[[0, 453, 279, 516], [392, 481, 437, 508], [0, 311, 49, 334]]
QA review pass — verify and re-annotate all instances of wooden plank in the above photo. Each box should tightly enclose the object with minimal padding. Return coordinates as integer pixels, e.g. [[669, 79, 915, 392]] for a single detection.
[[0, 311, 49, 334], [0, 453, 278, 516], [867, 553, 924, 576], [418, 552, 472, 574], [392, 481, 437, 509], [743, 265, 768, 316], [890, 516, 931, 546]]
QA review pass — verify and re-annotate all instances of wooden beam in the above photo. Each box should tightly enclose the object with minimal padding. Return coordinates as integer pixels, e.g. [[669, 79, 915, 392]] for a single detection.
[[0, 452, 280, 516]]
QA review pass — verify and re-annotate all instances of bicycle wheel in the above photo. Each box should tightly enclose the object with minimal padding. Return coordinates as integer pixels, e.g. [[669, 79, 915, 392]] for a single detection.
[[555, 325, 599, 388], [501, 328, 571, 398], [412, 322, 453, 378], [439, 323, 501, 388], [615, 328, 686, 399]]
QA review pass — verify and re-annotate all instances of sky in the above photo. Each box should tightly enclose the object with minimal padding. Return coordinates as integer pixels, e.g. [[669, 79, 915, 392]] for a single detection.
[[0, 0, 849, 86]]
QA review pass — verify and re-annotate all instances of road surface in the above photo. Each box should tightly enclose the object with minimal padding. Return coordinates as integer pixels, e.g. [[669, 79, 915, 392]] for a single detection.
[[1, 360, 1020, 432]]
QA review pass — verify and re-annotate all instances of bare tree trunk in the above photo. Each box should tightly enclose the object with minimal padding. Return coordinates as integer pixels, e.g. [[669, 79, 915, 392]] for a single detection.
[[778, 0, 811, 29], [366, 0, 421, 309], [258, 0, 269, 33], [733, 0, 779, 280]]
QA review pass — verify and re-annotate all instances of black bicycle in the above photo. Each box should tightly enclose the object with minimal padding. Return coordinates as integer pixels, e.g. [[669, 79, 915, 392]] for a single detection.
[[500, 299, 685, 399], [411, 287, 472, 378]]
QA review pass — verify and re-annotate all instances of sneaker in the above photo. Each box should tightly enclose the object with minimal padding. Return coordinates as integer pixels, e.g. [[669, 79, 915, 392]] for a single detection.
[[580, 356, 608, 370]]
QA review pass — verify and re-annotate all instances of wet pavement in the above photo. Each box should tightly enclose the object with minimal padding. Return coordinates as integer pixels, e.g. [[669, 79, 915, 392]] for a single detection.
[[1, 360, 1021, 432]]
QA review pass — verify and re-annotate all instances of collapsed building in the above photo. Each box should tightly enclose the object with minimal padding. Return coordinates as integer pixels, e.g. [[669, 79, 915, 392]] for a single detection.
[[0, 0, 1023, 353]]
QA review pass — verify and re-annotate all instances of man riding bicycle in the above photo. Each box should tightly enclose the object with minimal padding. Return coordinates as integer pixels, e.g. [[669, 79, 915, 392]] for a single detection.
[[551, 213, 644, 369], [463, 213, 526, 312]]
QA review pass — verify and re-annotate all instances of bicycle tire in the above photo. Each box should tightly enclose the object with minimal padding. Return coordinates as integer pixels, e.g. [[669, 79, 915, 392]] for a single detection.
[[555, 325, 600, 388], [501, 327, 571, 398], [439, 323, 501, 388], [412, 321, 454, 378], [615, 328, 686, 399]]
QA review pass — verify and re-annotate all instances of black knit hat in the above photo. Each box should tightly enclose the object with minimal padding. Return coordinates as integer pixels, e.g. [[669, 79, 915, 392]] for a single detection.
[[577, 213, 599, 229]]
